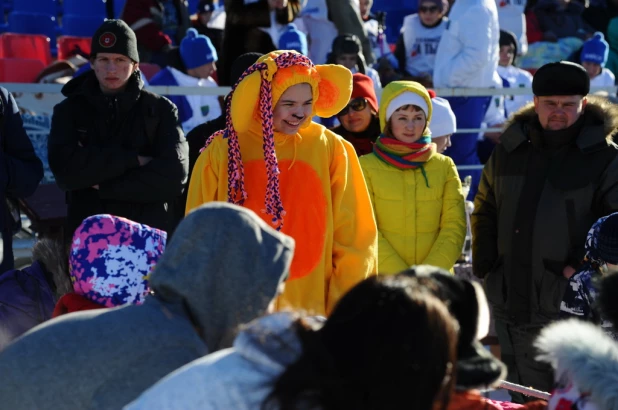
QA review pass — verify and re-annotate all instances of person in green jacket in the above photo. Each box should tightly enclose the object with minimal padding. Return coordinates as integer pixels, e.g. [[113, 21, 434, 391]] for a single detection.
[[359, 81, 466, 275]]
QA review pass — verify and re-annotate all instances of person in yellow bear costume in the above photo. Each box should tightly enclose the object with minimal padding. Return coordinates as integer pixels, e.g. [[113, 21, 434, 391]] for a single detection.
[[359, 81, 466, 275], [186, 51, 378, 316]]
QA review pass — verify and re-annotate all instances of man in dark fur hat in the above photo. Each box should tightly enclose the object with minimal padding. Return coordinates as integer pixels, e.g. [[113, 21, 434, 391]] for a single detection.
[[472, 60, 618, 402]]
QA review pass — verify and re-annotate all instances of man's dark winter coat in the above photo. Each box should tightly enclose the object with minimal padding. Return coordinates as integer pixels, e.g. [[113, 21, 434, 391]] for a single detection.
[[48, 71, 188, 236], [473, 97, 618, 325]]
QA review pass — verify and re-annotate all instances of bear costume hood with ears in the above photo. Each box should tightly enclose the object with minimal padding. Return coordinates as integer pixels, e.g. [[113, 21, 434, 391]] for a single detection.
[[202, 50, 352, 231], [229, 50, 352, 133]]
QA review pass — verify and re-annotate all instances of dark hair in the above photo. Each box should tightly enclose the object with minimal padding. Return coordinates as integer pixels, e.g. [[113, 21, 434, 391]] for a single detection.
[[263, 275, 458, 410], [383, 104, 426, 137], [327, 34, 367, 75], [32, 238, 72, 299]]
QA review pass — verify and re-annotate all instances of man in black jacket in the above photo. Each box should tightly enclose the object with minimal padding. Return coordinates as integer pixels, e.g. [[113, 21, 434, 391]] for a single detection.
[[472, 61, 618, 401], [0, 88, 44, 273], [48, 20, 188, 236]]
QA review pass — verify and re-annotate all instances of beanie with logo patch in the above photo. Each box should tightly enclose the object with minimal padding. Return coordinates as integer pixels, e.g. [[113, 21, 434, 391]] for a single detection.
[[91, 19, 140, 63]]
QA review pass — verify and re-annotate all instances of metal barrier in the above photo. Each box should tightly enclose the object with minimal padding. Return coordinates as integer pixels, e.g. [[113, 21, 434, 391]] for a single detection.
[[2, 82, 613, 172], [498, 381, 551, 401]]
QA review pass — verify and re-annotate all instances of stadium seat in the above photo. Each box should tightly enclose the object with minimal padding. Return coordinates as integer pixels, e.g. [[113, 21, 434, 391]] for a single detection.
[[0, 58, 45, 82], [1, 0, 11, 14], [57, 35, 91, 61], [0, 32, 52, 66], [139, 62, 161, 81], [62, 0, 106, 17], [187, 0, 200, 14], [62, 14, 105, 37], [379, 9, 414, 44], [7, 12, 58, 55], [11, 0, 57, 17], [114, 0, 126, 18]]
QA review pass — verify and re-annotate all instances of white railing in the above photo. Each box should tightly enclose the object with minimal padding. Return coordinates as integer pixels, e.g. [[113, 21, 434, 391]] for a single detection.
[[3, 83, 614, 174], [4, 83, 615, 97]]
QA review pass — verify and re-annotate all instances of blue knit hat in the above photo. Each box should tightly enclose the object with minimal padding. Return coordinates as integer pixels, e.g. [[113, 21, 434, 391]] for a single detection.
[[581, 32, 609, 67], [595, 213, 618, 265], [278, 24, 308, 56], [180, 28, 218, 69]]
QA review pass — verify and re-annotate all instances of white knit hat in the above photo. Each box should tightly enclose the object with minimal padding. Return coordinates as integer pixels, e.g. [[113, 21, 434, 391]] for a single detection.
[[385, 91, 430, 122], [429, 97, 457, 138]]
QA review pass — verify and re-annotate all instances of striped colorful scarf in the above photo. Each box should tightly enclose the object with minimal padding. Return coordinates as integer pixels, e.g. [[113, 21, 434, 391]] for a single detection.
[[373, 135, 436, 186]]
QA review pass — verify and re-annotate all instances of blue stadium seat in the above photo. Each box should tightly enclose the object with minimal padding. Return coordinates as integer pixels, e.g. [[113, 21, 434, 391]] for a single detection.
[[62, 14, 105, 37], [114, 0, 126, 18], [63, 0, 106, 18], [11, 0, 57, 16], [1, 0, 11, 14], [370, 7, 416, 44], [187, 0, 200, 14], [0, 0, 6, 31], [8, 12, 57, 55], [372, 0, 415, 11]]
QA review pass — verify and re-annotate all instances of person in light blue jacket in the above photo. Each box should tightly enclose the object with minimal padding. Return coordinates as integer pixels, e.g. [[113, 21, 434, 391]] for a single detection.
[[125, 271, 459, 410]]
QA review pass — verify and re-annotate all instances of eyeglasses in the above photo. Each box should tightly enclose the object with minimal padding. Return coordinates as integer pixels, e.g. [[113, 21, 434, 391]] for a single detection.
[[338, 98, 368, 116], [419, 5, 440, 13]]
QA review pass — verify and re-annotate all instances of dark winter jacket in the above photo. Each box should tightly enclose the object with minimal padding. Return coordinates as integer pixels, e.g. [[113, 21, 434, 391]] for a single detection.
[[219, 0, 301, 85], [48, 70, 188, 236], [0, 202, 294, 410], [0, 87, 44, 273], [532, 0, 594, 40], [472, 97, 618, 325], [120, 0, 190, 55], [0, 238, 71, 350], [331, 116, 381, 157]]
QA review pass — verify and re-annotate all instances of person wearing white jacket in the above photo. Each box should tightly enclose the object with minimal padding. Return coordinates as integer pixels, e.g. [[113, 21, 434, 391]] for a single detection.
[[432, 0, 499, 200]]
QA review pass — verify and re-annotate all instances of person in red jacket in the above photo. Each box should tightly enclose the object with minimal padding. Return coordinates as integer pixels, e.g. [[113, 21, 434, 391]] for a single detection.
[[121, 0, 190, 64]]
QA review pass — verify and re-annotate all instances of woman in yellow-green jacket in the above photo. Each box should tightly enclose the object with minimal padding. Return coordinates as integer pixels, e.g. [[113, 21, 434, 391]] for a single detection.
[[359, 81, 466, 274]]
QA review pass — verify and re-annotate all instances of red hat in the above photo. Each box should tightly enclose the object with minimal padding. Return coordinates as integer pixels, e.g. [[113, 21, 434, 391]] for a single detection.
[[351, 73, 379, 113]]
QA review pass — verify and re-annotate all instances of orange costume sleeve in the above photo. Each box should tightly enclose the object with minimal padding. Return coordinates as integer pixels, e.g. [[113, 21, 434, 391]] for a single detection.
[[328, 138, 378, 313]]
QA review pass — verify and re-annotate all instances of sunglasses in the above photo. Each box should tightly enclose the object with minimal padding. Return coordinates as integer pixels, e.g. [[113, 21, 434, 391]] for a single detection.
[[419, 5, 440, 13], [338, 98, 368, 116]]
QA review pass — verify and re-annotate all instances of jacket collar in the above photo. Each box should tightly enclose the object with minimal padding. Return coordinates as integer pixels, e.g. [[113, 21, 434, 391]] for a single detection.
[[501, 96, 618, 154]]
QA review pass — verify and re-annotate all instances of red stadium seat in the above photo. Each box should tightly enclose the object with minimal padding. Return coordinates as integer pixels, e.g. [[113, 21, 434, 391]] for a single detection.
[[0, 32, 52, 66], [139, 62, 161, 81], [57, 35, 90, 61], [0, 58, 45, 82]]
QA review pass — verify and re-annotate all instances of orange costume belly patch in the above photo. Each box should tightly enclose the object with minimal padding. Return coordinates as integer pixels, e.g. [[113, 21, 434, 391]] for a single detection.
[[242, 159, 327, 281]]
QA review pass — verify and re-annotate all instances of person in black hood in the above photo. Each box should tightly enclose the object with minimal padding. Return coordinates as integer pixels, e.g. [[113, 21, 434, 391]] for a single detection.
[[48, 20, 189, 238]]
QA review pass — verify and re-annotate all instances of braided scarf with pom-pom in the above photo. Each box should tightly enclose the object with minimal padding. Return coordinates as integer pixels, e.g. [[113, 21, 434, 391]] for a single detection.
[[200, 53, 316, 230]]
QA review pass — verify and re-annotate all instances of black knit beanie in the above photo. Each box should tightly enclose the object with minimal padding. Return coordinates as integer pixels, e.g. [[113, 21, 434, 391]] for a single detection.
[[90, 19, 140, 63]]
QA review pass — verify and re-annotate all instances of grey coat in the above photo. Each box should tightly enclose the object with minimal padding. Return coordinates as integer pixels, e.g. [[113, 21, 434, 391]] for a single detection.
[[0, 202, 295, 410]]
